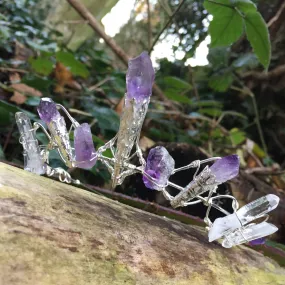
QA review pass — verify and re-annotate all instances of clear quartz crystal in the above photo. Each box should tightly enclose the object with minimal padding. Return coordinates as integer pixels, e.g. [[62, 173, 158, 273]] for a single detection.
[[112, 52, 154, 187], [47, 116, 74, 167], [208, 194, 280, 242], [222, 222, 278, 248], [15, 112, 46, 175], [170, 166, 217, 208]]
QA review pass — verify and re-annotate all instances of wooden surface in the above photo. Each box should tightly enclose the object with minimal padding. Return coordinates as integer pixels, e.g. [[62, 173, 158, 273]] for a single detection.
[[0, 162, 285, 285]]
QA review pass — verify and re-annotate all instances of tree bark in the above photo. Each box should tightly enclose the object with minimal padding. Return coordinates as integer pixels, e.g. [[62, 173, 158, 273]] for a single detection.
[[0, 162, 285, 285]]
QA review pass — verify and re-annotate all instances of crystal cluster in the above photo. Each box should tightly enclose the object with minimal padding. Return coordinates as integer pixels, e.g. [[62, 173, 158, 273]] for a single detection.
[[15, 51, 280, 249], [15, 112, 46, 175], [222, 222, 277, 248], [143, 146, 175, 190], [208, 194, 280, 243]]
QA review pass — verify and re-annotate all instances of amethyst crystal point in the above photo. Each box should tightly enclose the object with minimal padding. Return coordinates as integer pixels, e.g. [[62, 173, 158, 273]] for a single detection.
[[126, 51, 155, 102], [37, 97, 60, 123], [210, 155, 240, 183], [74, 123, 97, 169], [143, 146, 175, 190], [249, 237, 266, 246]]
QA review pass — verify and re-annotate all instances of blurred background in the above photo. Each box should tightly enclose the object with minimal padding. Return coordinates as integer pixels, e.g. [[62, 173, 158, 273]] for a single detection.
[[0, 0, 285, 245]]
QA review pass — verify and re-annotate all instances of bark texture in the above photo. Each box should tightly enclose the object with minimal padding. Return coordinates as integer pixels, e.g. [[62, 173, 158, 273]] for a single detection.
[[0, 162, 285, 285]]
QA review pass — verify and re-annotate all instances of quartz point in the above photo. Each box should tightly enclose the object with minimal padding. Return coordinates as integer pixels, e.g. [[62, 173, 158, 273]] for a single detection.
[[249, 237, 266, 246], [37, 98, 74, 167], [74, 123, 97, 169], [126, 51, 155, 103], [15, 112, 46, 175], [222, 222, 277, 248], [113, 52, 155, 187], [170, 155, 240, 208], [210, 155, 240, 183], [37, 97, 60, 123], [143, 146, 175, 190], [208, 194, 280, 242]]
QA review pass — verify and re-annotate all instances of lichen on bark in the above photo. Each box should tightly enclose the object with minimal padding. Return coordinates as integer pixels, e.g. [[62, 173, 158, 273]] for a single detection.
[[0, 162, 285, 285]]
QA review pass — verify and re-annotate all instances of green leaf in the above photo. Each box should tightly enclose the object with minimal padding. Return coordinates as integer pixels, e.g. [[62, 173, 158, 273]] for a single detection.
[[230, 128, 246, 145], [91, 106, 120, 132], [204, 0, 243, 47], [164, 76, 192, 91], [244, 11, 271, 69], [233, 0, 257, 13], [91, 135, 112, 158], [26, 40, 57, 52], [29, 57, 53, 76], [210, 10, 243, 47], [164, 90, 192, 104], [207, 47, 230, 69], [232, 53, 259, 69], [0, 105, 11, 125], [208, 73, 233, 92], [204, 0, 232, 14], [56, 51, 89, 78], [25, 96, 41, 106], [192, 100, 223, 108], [21, 75, 52, 93]]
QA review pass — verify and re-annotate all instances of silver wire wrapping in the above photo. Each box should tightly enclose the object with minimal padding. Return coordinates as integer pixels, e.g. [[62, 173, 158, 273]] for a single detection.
[[15, 98, 280, 248]]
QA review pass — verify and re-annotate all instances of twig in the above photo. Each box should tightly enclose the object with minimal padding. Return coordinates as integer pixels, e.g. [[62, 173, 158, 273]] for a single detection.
[[148, 109, 230, 134], [231, 85, 268, 156], [89, 77, 111, 91], [0, 67, 28, 74], [65, 0, 176, 109], [187, 65, 199, 100], [3, 123, 15, 153], [267, 1, 285, 28], [146, 0, 152, 51], [149, 0, 187, 53], [68, 108, 93, 117], [63, 20, 89, 24], [245, 167, 285, 176], [241, 64, 285, 80]]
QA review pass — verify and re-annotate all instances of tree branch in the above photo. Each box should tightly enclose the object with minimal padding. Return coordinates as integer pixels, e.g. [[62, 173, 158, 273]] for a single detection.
[[149, 0, 187, 53], [146, 0, 152, 51], [241, 64, 285, 80]]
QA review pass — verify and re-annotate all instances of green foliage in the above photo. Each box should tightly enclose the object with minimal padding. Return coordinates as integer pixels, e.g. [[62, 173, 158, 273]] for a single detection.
[[244, 11, 271, 70], [29, 57, 54, 76], [230, 128, 246, 145], [0, 0, 279, 189], [205, 0, 244, 47], [204, 0, 271, 69], [56, 51, 90, 78], [208, 73, 233, 92]]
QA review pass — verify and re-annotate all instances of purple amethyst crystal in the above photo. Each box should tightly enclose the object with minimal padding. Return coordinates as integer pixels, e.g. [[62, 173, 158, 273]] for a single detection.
[[249, 237, 266, 246], [74, 123, 97, 169], [143, 146, 175, 190], [210, 155, 239, 183], [37, 98, 60, 123], [126, 51, 155, 102]]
